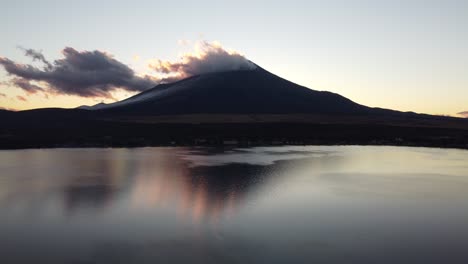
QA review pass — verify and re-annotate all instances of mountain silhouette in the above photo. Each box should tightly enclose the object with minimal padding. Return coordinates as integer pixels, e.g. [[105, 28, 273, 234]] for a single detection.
[[86, 66, 378, 115]]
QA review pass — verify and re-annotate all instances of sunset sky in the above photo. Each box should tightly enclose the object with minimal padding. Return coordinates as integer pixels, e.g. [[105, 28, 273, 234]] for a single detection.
[[1, 0, 467, 117]]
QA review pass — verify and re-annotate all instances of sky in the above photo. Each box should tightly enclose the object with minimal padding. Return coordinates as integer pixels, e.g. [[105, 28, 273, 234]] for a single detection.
[[0, 0, 467, 117]]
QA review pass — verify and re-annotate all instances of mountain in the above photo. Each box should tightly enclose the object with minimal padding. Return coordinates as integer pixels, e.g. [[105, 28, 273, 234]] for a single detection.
[[1, 65, 468, 149], [85, 66, 380, 115]]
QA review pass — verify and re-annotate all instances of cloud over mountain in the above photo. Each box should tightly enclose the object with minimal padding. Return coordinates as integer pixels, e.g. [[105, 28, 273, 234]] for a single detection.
[[458, 111, 468, 118], [0, 42, 255, 100], [149, 41, 256, 81], [0, 47, 157, 98]]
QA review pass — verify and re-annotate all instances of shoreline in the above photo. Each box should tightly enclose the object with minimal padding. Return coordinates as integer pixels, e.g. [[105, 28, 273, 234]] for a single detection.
[[2, 115, 467, 151], [1, 140, 467, 151]]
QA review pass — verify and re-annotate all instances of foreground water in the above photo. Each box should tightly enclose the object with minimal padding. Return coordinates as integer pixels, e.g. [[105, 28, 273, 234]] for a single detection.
[[1, 146, 468, 263]]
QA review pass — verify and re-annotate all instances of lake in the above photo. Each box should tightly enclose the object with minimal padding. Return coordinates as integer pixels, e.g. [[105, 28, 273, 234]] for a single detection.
[[1, 146, 468, 263]]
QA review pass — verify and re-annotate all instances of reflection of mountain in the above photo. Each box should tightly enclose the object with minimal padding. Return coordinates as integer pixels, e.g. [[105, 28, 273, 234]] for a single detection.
[[128, 151, 274, 223], [53, 148, 277, 222], [0, 148, 344, 221]]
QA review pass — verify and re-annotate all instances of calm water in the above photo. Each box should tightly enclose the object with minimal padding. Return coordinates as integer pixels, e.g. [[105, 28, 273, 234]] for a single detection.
[[1, 146, 468, 264]]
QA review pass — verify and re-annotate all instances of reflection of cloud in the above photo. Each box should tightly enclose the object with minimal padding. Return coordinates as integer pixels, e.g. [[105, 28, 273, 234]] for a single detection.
[[61, 149, 134, 213]]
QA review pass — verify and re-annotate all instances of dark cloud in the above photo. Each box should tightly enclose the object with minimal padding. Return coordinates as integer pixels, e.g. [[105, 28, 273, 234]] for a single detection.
[[16, 95, 27, 102], [0, 47, 157, 98], [11, 78, 45, 94], [17, 46, 53, 69], [458, 111, 468, 118], [150, 41, 256, 81]]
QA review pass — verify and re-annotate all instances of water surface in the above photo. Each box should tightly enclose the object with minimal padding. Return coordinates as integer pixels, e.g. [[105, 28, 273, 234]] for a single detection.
[[1, 146, 468, 263]]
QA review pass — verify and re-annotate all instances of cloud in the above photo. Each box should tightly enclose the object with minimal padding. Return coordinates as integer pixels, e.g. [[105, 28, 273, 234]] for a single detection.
[[16, 95, 27, 102], [0, 47, 157, 98], [0, 92, 6, 97], [11, 78, 45, 94], [17, 46, 53, 69], [177, 39, 190, 46], [458, 111, 468, 118], [0, 106, 17, 111], [149, 41, 256, 81]]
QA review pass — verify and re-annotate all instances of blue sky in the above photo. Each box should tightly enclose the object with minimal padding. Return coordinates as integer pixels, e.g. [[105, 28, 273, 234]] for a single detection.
[[1, 0, 467, 116]]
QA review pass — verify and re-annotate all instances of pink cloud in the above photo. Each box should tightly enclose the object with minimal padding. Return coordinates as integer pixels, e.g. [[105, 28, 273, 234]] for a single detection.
[[16, 95, 27, 102], [458, 111, 468, 118]]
